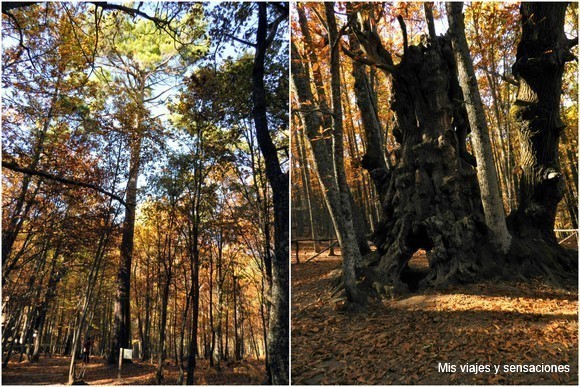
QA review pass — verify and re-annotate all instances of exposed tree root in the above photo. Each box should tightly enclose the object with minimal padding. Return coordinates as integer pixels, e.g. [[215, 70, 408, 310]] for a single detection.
[[505, 235, 577, 286], [329, 234, 577, 305]]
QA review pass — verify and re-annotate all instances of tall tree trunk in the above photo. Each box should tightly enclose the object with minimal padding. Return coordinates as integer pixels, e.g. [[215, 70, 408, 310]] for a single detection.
[[346, 3, 389, 188], [177, 269, 190, 384], [232, 276, 240, 361], [502, 2, 577, 281], [509, 2, 576, 242], [447, 2, 512, 253], [208, 247, 215, 367], [155, 271, 171, 384], [327, 1, 368, 294], [185, 222, 200, 384], [295, 128, 320, 252], [252, 3, 289, 384], [297, 3, 370, 257], [108, 134, 142, 364], [291, 36, 365, 306]]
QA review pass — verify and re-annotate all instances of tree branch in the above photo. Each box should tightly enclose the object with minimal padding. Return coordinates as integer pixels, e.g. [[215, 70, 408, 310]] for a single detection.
[[424, 2, 437, 40], [330, 11, 358, 53], [2, 161, 127, 207], [397, 15, 408, 55], [1, 2, 39, 13], [476, 65, 519, 86], [224, 33, 256, 47], [3, 9, 38, 72], [342, 43, 396, 73], [265, 4, 289, 47], [88, 2, 168, 27]]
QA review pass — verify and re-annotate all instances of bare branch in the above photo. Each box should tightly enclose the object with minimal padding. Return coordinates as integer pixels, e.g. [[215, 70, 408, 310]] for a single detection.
[[224, 33, 256, 47], [476, 65, 519, 86], [3, 10, 38, 72], [88, 2, 168, 28], [2, 161, 127, 207], [265, 8, 288, 47]]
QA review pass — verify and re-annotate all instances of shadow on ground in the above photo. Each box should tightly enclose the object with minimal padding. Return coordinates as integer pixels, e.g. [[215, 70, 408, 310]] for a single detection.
[[291, 248, 578, 385]]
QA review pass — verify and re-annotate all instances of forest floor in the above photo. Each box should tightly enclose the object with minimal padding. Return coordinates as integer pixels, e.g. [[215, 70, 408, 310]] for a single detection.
[[2, 356, 265, 385], [292, 245, 578, 385]]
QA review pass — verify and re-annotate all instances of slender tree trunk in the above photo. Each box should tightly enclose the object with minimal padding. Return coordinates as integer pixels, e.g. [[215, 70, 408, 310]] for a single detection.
[[295, 128, 320, 252], [297, 4, 370, 257], [328, 1, 367, 289], [155, 271, 171, 384], [292, 33, 365, 306], [142, 254, 151, 361], [252, 3, 289, 384], [224, 288, 230, 360], [185, 230, 200, 384], [232, 276, 240, 360], [447, 2, 511, 253], [177, 271, 189, 383], [2, 77, 60, 271], [208, 248, 215, 367]]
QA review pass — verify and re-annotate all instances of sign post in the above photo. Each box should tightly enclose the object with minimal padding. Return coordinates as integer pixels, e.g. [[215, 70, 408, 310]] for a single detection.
[[118, 348, 123, 381]]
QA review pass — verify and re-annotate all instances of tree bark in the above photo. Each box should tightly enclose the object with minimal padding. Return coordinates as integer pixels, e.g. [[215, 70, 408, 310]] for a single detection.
[[185, 168, 202, 384], [252, 3, 289, 384], [298, 3, 370, 257], [447, 2, 512, 253], [292, 36, 366, 306], [108, 134, 141, 364], [346, 3, 389, 189], [509, 2, 575, 243], [498, 2, 578, 282], [349, 8, 495, 291]]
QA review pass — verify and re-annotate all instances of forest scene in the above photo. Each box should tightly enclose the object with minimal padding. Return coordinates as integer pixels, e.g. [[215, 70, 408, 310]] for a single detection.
[[291, 1, 578, 385], [2, 1, 289, 385]]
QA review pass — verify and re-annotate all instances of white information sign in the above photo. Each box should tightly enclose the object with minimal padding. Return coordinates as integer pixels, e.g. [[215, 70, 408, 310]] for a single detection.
[[122, 349, 133, 359]]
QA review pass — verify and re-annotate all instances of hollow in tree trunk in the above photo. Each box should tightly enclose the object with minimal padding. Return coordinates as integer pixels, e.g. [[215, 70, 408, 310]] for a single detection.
[[349, 9, 496, 293]]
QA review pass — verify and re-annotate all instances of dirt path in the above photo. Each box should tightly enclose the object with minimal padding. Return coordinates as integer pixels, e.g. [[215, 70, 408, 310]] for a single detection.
[[2, 356, 265, 385], [291, 248, 578, 385]]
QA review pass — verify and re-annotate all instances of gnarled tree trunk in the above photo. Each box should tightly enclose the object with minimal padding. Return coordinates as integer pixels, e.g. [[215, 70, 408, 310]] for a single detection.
[[505, 2, 577, 282], [509, 3, 574, 242], [349, 2, 576, 292], [350, 8, 496, 293]]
